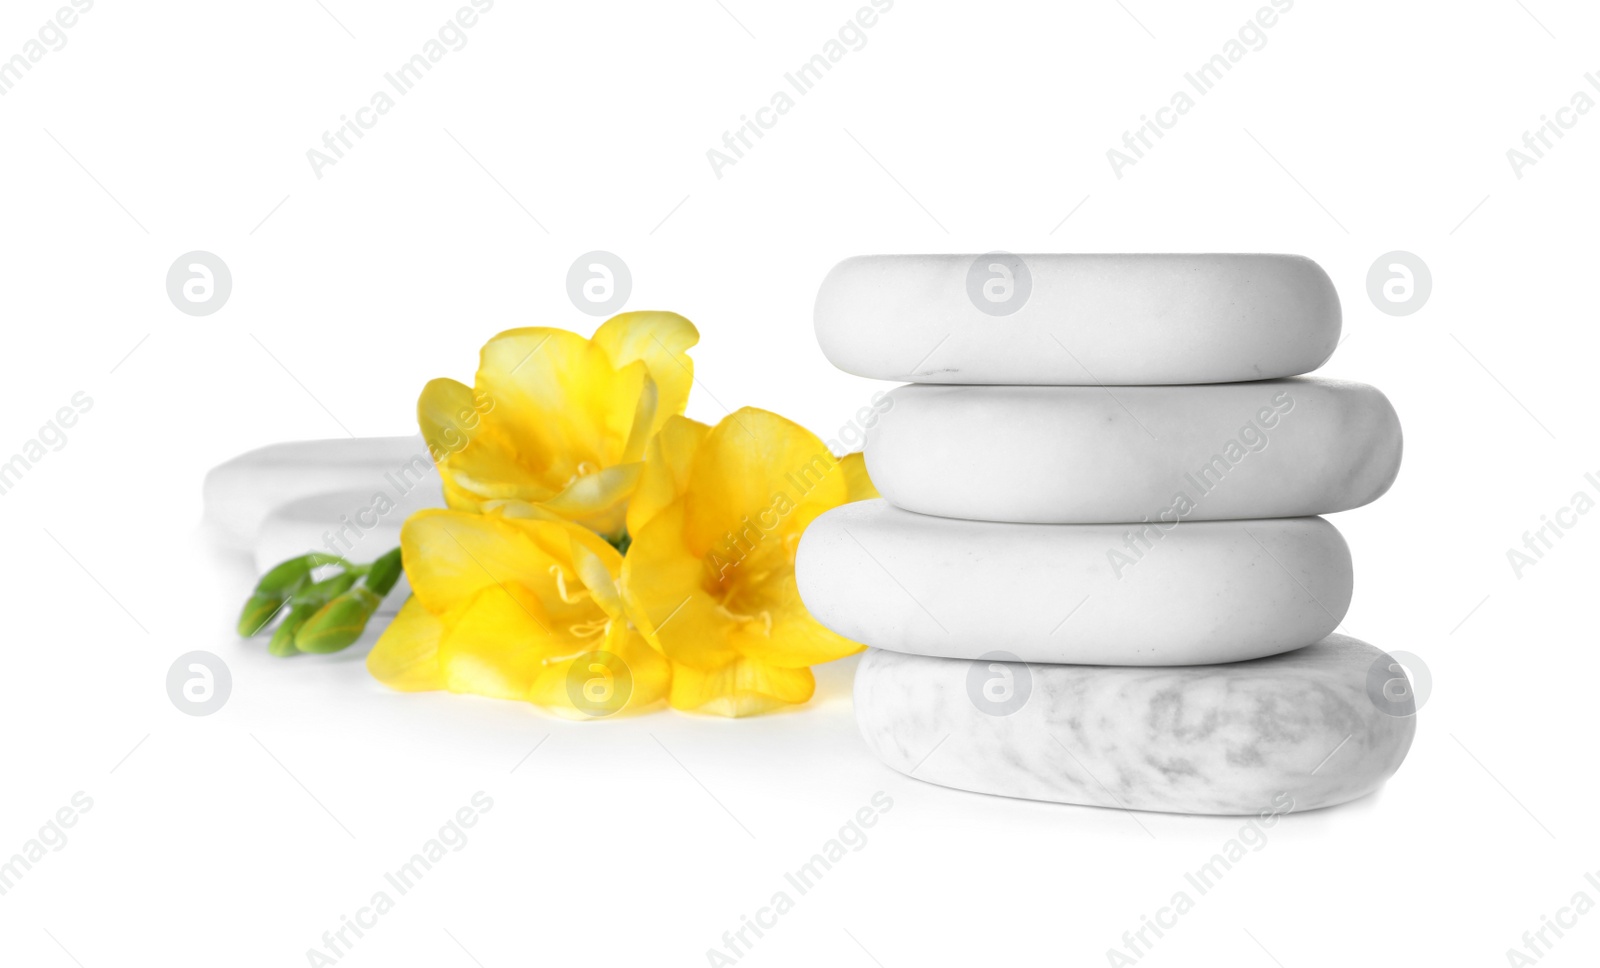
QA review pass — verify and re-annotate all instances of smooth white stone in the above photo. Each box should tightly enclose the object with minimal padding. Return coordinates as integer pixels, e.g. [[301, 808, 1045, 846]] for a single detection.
[[797, 501, 1350, 665], [854, 635, 1415, 815], [866, 378, 1401, 524], [253, 488, 438, 573], [815, 253, 1340, 385], [203, 436, 435, 549]]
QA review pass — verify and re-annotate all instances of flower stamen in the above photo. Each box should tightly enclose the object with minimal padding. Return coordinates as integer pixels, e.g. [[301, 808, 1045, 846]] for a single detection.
[[568, 616, 609, 638], [715, 603, 773, 637]]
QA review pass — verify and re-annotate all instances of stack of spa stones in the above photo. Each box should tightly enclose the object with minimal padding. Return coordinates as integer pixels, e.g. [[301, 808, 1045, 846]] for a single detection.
[[796, 253, 1416, 816]]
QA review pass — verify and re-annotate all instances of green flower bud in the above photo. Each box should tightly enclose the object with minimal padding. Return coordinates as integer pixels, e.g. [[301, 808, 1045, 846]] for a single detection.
[[291, 572, 358, 608], [237, 552, 355, 637], [237, 591, 287, 637], [363, 547, 404, 597], [295, 586, 382, 654], [268, 603, 318, 657], [255, 554, 317, 594], [238, 554, 327, 636]]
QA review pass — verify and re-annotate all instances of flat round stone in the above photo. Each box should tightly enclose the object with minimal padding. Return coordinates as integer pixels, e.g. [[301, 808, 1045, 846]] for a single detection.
[[203, 436, 433, 549], [797, 501, 1350, 665], [854, 635, 1416, 815], [865, 378, 1400, 523], [815, 253, 1340, 385]]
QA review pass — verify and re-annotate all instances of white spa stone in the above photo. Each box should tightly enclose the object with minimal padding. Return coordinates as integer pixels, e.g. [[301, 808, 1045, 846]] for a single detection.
[[796, 501, 1350, 665], [854, 635, 1415, 815], [203, 436, 437, 549], [865, 378, 1400, 524], [253, 488, 439, 574], [814, 253, 1340, 385]]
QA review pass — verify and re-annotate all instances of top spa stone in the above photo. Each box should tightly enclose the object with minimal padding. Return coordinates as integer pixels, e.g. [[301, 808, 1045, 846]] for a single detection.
[[814, 253, 1340, 385]]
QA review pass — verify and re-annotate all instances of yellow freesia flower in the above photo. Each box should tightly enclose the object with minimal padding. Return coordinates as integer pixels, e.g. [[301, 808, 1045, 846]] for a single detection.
[[418, 312, 699, 540], [621, 408, 878, 716], [367, 505, 670, 719]]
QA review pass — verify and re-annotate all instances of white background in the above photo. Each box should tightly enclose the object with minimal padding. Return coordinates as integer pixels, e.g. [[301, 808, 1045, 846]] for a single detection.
[[1, 0, 1596, 965]]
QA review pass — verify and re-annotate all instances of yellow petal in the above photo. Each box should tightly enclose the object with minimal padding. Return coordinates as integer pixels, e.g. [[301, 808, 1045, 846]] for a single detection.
[[480, 328, 643, 467], [540, 463, 642, 540], [682, 408, 848, 564], [401, 508, 621, 620], [620, 410, 867, 682], [839, 451, 880, 502], [726, 570, 865, 669], [437, 585, 558, 700], [526, 623, 671, 719], [484, 500, 628, 595], [401, 509, 547, 613], [418, 378, 531, 512], [669, 655, 815, 717], [626, 415, 711, 538], [366, 597, 445, 691], [619, 372, 659, 465], [571, 539, 624, 620], [590, 311, 699, 434], [622, 502, 741, 668], [416, 317, 698, 530], [417, 377, 480, 461]]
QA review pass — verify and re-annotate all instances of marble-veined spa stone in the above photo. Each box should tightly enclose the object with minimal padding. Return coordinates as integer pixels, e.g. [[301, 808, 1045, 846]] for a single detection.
[[853, 635, 1415, 815], [796, 500, 1350, 665], [864, 378, 1400, 524], [814, 253, 1340, 385]]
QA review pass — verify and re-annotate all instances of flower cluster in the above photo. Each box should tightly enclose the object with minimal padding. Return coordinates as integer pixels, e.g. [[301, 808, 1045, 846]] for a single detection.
[[365, 312, 876, 717]]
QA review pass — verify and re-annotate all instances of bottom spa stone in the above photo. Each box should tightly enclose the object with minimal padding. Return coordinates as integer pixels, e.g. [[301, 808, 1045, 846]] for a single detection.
[[854, 635, 1415, 815]]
